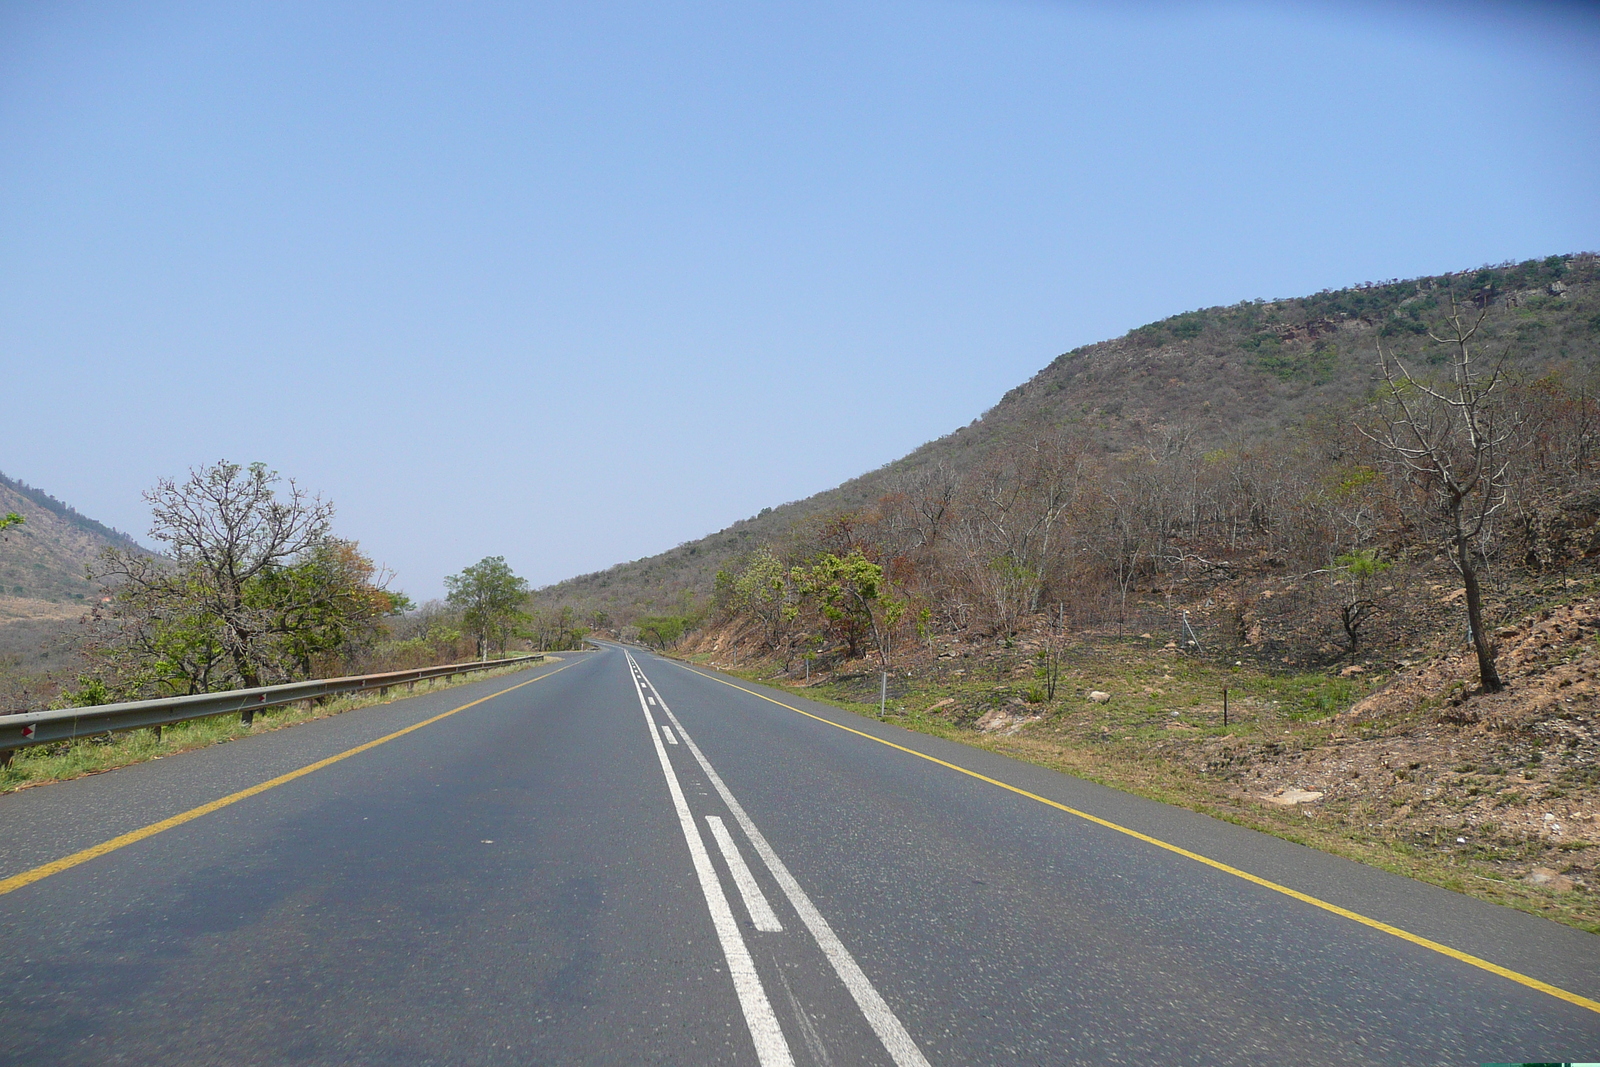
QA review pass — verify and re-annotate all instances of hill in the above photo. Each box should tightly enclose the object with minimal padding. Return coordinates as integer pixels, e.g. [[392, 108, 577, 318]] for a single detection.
[[0, 471, 153, 690], [603, 252, 1600, 932], [0, 470, 149, 603], [540, 253, 1600, 621]]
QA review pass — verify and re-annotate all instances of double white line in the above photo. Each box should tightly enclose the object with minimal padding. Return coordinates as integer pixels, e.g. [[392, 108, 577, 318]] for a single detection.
[[624, 651, 930, 1067]]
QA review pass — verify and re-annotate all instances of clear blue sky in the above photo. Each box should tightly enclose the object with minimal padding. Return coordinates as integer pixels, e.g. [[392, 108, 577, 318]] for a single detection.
[[4, 1, 1597, 599]]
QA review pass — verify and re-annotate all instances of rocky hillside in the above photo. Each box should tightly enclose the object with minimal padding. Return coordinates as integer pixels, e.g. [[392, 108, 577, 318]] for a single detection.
[[542, 253, 1600, 620]]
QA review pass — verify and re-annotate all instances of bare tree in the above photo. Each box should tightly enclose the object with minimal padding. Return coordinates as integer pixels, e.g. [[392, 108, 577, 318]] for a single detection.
[[94, 461, 336, 719], [884, 462, 958, 560], [1332, 549, 1390, 655], [950, 437, 1086, 633], [1033, 615, 1066, 701], [1360, 298, 1519, 691], [1086, 469, 1150, 626]]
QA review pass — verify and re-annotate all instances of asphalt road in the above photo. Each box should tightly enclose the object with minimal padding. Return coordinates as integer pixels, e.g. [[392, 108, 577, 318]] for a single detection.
[[1, 644, 1597, 1065]]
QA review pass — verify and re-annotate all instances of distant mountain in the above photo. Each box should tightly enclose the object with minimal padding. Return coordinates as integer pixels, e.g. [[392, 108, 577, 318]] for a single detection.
[[0, 471, 150, 602], [540, 253, 1600, 620]]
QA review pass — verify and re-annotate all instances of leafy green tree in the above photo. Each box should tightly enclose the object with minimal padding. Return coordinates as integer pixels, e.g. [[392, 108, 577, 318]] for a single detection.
[[634, 615, 678, 649], [384, 591, 417, 615], [634, 612, 701, 650], [77, 561, 229, 699], [791, 550, 904, 666], [445, 556, 529, 657], [383, 600, 471, 666], [0, 512, 22, 533], [526, 603, 589, 650], [254, 540, 398, 677], [139, 461, 332, 691], [724, 548, 795, 649]]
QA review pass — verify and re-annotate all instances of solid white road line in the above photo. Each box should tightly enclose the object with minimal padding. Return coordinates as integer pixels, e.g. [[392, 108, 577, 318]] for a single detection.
[[639, 661, 933, 1067], [660, 723, 680, 745], [706, 815, 784, 933], [624, 653, 793, 1067]]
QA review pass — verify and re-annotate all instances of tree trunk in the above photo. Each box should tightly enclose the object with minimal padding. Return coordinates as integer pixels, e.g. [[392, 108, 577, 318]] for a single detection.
[[237, 659, 262, 724], [1341, 605, 1360, 653], [1457, 532, 1503, 692]]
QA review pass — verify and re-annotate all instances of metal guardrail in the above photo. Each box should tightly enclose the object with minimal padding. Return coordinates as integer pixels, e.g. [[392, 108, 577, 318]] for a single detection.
[[0, 655, 546, 753]]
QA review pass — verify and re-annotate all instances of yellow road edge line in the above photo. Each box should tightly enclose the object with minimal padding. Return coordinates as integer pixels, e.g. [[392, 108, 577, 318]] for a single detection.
[[682, 664, 1600, 1017], [0, 661, 579, 897]]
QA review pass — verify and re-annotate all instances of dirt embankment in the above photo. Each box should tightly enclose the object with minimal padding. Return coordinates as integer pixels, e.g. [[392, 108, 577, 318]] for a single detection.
[[1203, 596, 1600, 894]]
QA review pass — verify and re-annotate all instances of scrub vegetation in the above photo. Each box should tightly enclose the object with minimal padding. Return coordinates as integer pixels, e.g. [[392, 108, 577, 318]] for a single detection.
[[543, 253, 1600, 631], [0, 468, 589, 718], [572, 252, 1600, 930]]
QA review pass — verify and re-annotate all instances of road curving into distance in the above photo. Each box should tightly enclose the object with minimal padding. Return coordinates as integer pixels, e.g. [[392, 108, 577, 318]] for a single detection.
[[0, 644, 1596, 1065]]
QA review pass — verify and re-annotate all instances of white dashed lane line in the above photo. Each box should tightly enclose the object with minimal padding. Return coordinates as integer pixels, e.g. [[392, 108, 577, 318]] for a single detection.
[[624, 652, 793, 1067], [707, 814, 784, 933], [633, 652, 932, 1067]]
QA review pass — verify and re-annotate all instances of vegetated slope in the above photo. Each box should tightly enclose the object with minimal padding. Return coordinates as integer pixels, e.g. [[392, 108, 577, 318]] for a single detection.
[[593, 252, 1600, 929], [0, 470, 149, 602], [541, 253, 1600, 621], [0, 471, 154, 681]]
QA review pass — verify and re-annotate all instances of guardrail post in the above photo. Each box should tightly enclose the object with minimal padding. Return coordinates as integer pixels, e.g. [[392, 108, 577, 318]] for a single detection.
[[0, 748, 12, 769]]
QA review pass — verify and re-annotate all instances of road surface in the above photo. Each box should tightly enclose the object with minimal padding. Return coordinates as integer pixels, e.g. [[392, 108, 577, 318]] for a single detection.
[[1, 644, 1596, 1064]]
